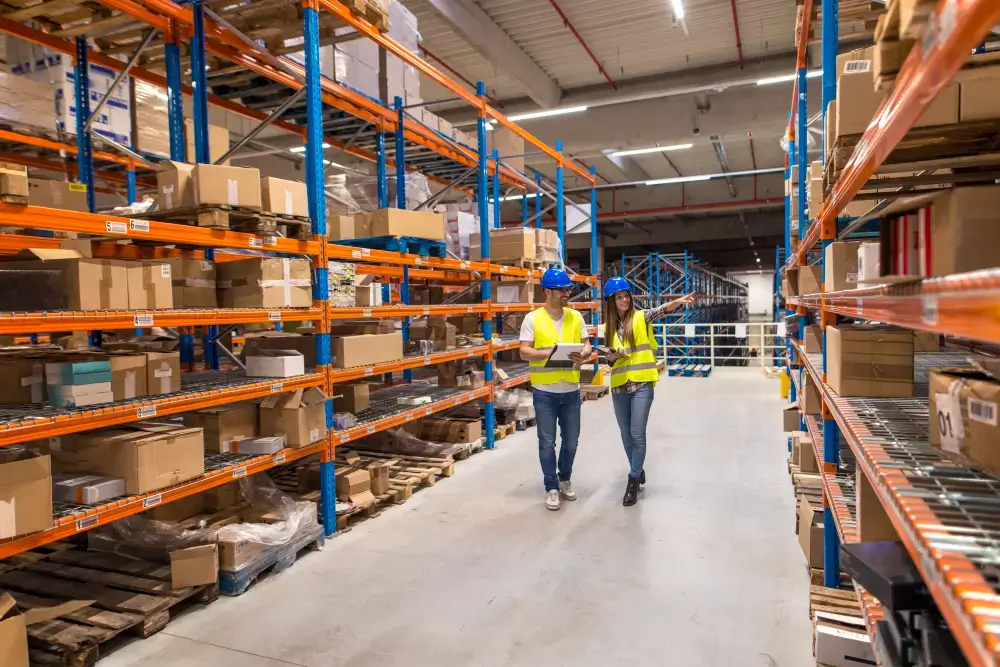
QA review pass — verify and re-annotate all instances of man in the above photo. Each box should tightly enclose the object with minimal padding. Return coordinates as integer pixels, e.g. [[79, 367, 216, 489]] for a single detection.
[[519, 268, 592, 511]]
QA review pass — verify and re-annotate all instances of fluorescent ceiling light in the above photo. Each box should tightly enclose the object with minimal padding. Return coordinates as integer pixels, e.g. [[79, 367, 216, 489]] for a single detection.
[[756, 70, 822, 86], [489, 194, 525, 203], [289, 143, 331, 153], [669, 0, 685, 20], [643, 167, 783, 187], [611, 143, 692, 157], [644, 175, 711, 186], [507, 106, 587, 122]]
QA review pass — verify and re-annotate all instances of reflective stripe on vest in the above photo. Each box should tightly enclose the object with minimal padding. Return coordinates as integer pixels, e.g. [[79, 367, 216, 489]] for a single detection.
[[528, 307, 583, 385], [609, 311, 660, 388]]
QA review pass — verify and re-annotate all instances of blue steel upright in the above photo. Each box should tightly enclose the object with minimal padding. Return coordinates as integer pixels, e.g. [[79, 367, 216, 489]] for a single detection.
[[590, 166, 598, 325], [476, 82, 495, 450], [797, 68, 808, 238], [534, 171, 542, 228], [555, 141, 565, 263], [394, 96, 406, 209], [492, 149, 500, 228], [74, 37, 95, 213], [376, 132, 387, 208], [190, 0, 210, 165], [164, 25, 186, 162], [304, 4, 335, 536], [127, 85, 137, 204]]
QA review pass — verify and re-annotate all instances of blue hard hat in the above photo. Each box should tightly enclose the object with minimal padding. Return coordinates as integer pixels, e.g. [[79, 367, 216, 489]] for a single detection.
[[603, 276, 632, 298], [540, 267, 573, 290]]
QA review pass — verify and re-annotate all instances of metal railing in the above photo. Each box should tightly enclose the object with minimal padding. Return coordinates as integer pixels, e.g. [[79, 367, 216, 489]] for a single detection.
[[650, 322, 785, 368]]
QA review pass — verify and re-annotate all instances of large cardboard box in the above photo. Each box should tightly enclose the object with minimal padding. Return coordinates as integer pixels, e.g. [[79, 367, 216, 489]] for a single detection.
[[27, 179, 88, 211], [259, 387, 328, 448], [157, 161, 195, 210], [823, 242, 859, 292], [801, 373, 823, 415], [335, 467, 375, 507], [107, 353, 147, 401], [803, 325, 822, 354], [362, 208, 445, 241], [332, 332, 403, 369], [0, 452, 52, 539], [183, 403, 258, 453], [184, 121, 230, 164], [328, 215, 355, 241], [927, 186, 1000, 277], [826, 324, 914, 397], [126, 261, 173, 309], [929, 366, 1000, 477], [193, 164, 261, 209], [145, 351, 181, 395], [0, 251, 128, 311], [407, 417, 482, 444], [782, 404, 801, 432], [59, 425, 204, 494], [470, 228, 535, 262], [335, 383, 370, 413], [448, 314, 481, 335], [815, 621, 875, 667], [408, 318, 456, 351], [218, 258, 312, 308], [0, 162, 28, 198], [0, 594, 93, 667], [164, 258, 217, 308], [218, 535, 262, 571], [795, 265, 822, 296], [914, 330, 939, 352], [797, 498, 823, 569], [0, 355, 47, 404], [170, 544, 219, 589], [260, 177, 308, 218], [495, 281, 533, 305], [957, 66, 1000, 122]]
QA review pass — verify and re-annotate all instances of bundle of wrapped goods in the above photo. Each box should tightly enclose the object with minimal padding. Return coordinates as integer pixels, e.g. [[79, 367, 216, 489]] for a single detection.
[[329, 261, 357, 307], [132, 82, 232, 162], [0, 70, 56, 135], [444, 207, 477, 259], [325, 170, 431, 214]]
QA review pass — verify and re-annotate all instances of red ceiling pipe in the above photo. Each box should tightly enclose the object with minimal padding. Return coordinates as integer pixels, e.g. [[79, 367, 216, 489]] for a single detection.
[[418, 45, 503, 107], [545, 0, 617, 90], [729, 0, 745, 68]]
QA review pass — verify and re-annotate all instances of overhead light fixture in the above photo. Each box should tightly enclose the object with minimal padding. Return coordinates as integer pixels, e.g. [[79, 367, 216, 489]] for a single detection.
[[488, 194, 525, 203], [756, 70, 822, 86], [289, 143, 331, 153], [507, 106, 588, 122], [644, 175, 711, 186], [668, 0, 685, 20], [642, 166, 783, 187], [611, 143, 692, 157], [756, 257, 761, 263]]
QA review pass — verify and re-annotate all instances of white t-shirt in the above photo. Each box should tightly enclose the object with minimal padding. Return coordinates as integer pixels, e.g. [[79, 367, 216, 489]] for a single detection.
[[519, 309, 590, 394]]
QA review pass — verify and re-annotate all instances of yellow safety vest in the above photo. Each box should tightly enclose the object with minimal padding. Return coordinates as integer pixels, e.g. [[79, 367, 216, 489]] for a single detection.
[[609, 310, 660, 388], [528, 307, 584, 385]]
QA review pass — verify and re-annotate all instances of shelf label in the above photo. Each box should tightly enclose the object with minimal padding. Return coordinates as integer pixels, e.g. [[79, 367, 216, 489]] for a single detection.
[[364, 368, 374, 376], [424, 407, 432, 415], [249, 237, 264, 248], [273, 452, 286, 465], [351, 249, 361, 258], [467, 350, 474, 357], [362, 249, 371, 257], [500, 266, 507, 273], [339, 433, 349, 443], [134, 314, 154, 327], [129, 219, 150, 233], [143, 494, 163, 509], [265, 236, 278, 246], [366, 426, 375, 434], [232, 466, 248, 479], [106, 221, 128, 234], [424, 357, 431, 365], [363, 309, 372, 317], [921, 295, 938, 325], [423, 308, 430, 315], [268, 311, 282, 321], [453, 397, 462, 406], [405, 413, 413, 421], [460, 262, 468, 269], [466, 306, 473, 312], [270, 383, 283, 393], [856, 298, 863, 316], [414, 257, 422, 265], [76, 515, 99, 532], [137, 405, 156, 419]]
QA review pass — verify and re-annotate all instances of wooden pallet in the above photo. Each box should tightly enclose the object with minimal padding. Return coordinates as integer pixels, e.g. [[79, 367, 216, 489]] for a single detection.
[[332, 235, 447, 257], [218, 524, 324, 596], [493, 422, 516, 440], [139, 205, 313, 239], [668, 363, 712, 377], [0, 194, 27, 206], [580, 385, 608, 401], [0, 545, 218, 665]]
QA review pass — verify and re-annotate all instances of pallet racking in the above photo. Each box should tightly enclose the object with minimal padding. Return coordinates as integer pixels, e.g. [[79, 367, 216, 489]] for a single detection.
[[780, 1, 1000, 664], [0, 0, 600, 560]]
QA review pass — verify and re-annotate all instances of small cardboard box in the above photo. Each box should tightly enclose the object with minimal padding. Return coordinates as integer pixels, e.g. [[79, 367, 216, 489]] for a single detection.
[[107, 353, 147, 402], [204, 482, 241, 512], [798, 498, 823, 569], [259, 387, 329, 448], [814, 622, 875, 667], [826, 324, 914, 398], [0, 452, 52, 539], [164, 258, 217, 308], [495, 281, 532, 305], [27, 179, 89, 211], [193, 164, 261, 209], [408, 318, 456, 351], [362, 208, 445, 241], [328, 215, 355, 241], [782, 404, 801, 432], [0, 251, 129, 311], [246, 350, 306, 378], [333, 332, 403, 369], [795, 432, 819, 474], [183, 403, 258, 453], [336, 383, 370, 413], [803, 325, 822, 354], [0, 355, 47, 404], [145, 351, 180, 395], [336, 467, 374, 507], [355, 283, 383, 307], [218, 258, 312, 308], [157, 161, 195, 210], [52, 474, 125, 505], [218, 535, 262, 570], [126, 261, 173, 309], [367, 461, 390, 495], [801, 373, 823, 415], [914, 330, 939, 352], [170, 543, 219, 589], [929, 366, 1000, 477], [0, 594, 94, 667], [824, 242, 859, 292], [260, 177, 308, 217], [0, 162, 28, 198], [232, 435, 285, 455], [146, 493, 206, 522], [409, 417, 482, 444], [795, 265, 822, 296]]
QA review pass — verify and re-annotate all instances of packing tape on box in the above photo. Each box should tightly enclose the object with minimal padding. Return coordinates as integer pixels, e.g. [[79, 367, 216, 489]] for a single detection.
[[101, 261, 114, 309], [227, 178, 239, 206], [258, 258, 311, 305], [0, 498, 15, 540], [124, 370, 136, 399], [163, 184, 174, 209], [0, 167, 25, 176], [177, 278, 217, 288], [21, 363, 43, 402], [154, 362, 173, 394], [285, 189, 294, 216]]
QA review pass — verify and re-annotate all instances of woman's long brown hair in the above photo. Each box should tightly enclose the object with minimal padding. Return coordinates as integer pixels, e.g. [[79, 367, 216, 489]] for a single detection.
[[604, 293, 636, 350]]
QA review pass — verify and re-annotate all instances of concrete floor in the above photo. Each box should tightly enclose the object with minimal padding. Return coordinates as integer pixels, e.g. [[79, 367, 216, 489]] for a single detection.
[[102, 368, 813, 667]]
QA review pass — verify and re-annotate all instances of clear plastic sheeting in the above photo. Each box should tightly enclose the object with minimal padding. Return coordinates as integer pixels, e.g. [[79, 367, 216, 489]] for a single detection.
[[326, 170, 431, 214], [0, 70, 56, 135], [493, 388, 532, 410], [218, 475, 317, 548], [353, 426, 469, 458], [87, 514, 216, 563], [133, 80, 170, 158]]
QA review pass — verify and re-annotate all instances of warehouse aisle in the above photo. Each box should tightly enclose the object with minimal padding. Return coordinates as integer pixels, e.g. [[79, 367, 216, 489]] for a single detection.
[[103, 369, 812, 667]]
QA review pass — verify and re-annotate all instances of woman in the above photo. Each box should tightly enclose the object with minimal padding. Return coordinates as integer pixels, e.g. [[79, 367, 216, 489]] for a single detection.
[[603, 277, 695, 506]]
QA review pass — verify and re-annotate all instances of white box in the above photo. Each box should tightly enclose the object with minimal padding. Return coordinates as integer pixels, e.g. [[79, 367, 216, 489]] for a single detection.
[[814, 623, 874, 667], [857, 242, 881, 283], [246, 350, 306, 378], [232, 435, 286, 455], [53, 474, 126, 505]]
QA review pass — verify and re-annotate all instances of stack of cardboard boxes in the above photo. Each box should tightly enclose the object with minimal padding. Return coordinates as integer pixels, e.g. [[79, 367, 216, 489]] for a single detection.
[[328, 208, 446, 243], [469, 227, 562, 264]]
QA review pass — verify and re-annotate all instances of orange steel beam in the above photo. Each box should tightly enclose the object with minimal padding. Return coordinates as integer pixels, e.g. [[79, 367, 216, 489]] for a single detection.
[[0, 152, 143, 189], [0, 129, 135, 168], [328, 304, 490, 319], [0, 307, 324, 334], [329, 345, 488, 384], [794, 0, 1000, 267]]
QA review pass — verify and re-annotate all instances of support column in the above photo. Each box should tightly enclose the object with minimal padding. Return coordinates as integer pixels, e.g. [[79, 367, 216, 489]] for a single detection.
[[190, 0, 210, 164], [394, 96, 405, 209], [477, 82, 495, 450], [74, 37, 95, 213], [492, 149, 500, 228], [555, 141, 565, 264], [376, 131, 387, 209], [165, 21, 186, 162], [590, 165, 598, 325], [534, 171, 542, 228], [821, 0, 838, 169]]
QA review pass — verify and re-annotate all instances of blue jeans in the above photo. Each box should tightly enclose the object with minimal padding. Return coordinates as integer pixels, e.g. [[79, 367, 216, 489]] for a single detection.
[[532, 389, 581, 491], [612, 384, 654, 479]]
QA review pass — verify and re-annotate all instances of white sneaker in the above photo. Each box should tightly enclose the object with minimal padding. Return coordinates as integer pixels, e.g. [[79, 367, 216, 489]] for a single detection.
[[545, 489, 561, 511], [558, 479, 577, 501]]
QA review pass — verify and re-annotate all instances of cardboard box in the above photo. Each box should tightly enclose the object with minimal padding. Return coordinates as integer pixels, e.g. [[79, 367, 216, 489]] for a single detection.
[[335, 383, 370, 413], [218, 536, 262, 571], [367, 461, 390, 495], [798, 498, 823, 568], [439, 364, 485, 389], [927, 186, 1000, 277], [157, 161, 195, 210], [242, 332, 317, 367], [857, 242, 880, 283], [448, 314, 481, 335], [328, 215, 355, 241], [0, 594, 93, 667], [61, 426, 204, 495], [170, 544, 219, 589], [495, 281, 532, 305], [0, 355, 47, 404], [232, 435, 286, 455], [408, 317, 456, 351], [246, 350, 306, 378], [145, 351, 180, 395], [410, 285, 444, 306], [796, 265, 822, 296], [801, 373, 823, 415], [52, 473, 125, 505], [795, 432, 818, 474], [193, 164, 261, 209], [164, 258, 217, 308], [146, 493, 205, 522], [355, 283, 383, 307], [333, 332, 403, 369], [782, 404, 801, 432], [204, 482, 241, 512], [218, 258, 312, 308], [470, 228, 535, 262], [957, 66, 1000, 122], [408, 417, 482, 444], [804, 325, 822, 354], [335, 467, 374, 507], [826, 324, 914, 397], [107, 353, 147, 402], [536, 228, 560, 263], [260, 177, 308, 217], [823, 242, 859, 292], [0, 452, 52, 539], [929, 366, 1000, 476], [259, 387, 329, 448], [814, 622, 875, 667], [361, 208, 445, 241], [899, 0, 931, 39], [0, 162, 28, 198], [874, 38, 912, 81], [27, 179, 89, 211], [126, 261, 173, 309], [914, 330, 939, 352], [0, 252, 128, 311], [183, 403, 258, 453]]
